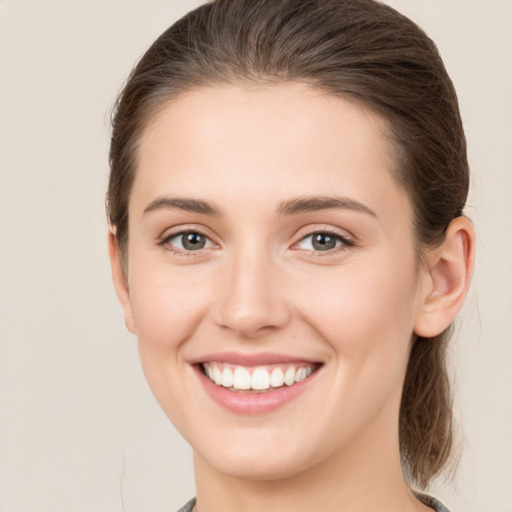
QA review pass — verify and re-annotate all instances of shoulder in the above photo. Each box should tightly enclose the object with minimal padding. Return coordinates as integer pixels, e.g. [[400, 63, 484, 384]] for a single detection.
[[176, 497, 196, 512], [414, 491, 452, 512]]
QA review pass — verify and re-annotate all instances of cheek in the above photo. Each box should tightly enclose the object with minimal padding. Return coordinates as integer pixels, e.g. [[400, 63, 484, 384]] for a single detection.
[[295, 256, 419, 361], [127, 257, 213, 353], [126, 259, 215, 429], [290, 259, 419, 439]]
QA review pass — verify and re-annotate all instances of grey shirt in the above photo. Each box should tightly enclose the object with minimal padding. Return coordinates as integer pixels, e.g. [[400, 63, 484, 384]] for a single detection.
[[176, 498, 195, 512], [177, 493, 451, 511]]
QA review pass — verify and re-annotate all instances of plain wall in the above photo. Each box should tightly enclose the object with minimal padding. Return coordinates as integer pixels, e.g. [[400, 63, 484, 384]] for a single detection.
[[0, 1, 511, 511]]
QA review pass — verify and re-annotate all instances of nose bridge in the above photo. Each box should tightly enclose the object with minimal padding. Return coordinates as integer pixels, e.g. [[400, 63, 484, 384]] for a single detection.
[[215, 240, 289, 338]]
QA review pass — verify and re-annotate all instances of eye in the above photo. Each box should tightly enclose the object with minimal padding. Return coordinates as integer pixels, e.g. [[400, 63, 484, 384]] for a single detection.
[[163, 230, 215, 252], [295, 231, 352, 252]]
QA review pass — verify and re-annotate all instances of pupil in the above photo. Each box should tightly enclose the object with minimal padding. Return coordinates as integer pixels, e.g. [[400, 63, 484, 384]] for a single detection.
[[312, 233, 336, 251], [183, 232, 205, 250]]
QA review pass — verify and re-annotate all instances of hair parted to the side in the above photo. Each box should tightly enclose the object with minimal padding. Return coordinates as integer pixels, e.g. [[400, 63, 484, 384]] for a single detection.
[[107, 0, 469, 488]]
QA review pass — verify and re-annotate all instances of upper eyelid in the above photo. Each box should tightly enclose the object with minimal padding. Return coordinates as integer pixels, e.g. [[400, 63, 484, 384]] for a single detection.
[[159, 224, 218, 242], [165, 231, 213, 243], [299, 231, 350, 242], [293, 224, 356, 242]]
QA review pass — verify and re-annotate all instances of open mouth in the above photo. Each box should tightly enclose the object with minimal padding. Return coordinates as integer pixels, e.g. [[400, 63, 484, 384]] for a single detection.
[[199, 362, 320, 393]]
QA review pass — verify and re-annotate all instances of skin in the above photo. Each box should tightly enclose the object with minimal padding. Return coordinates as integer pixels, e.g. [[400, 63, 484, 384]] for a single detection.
[[109, 83, 474, 512]]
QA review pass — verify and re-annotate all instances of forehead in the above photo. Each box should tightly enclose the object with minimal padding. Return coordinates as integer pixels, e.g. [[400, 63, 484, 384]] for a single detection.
[[140, 82, 394, 164], [133, 82, 410, 222]]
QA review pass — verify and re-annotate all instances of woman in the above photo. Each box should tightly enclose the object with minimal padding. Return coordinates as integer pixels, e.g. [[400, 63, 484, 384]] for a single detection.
[[107, 1, 475, 510]]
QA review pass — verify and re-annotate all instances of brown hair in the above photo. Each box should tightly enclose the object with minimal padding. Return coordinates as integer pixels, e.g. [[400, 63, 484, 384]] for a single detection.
[[108, 0, 469, 488]]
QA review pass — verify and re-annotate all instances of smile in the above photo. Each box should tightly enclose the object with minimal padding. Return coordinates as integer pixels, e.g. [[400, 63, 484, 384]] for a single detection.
[[195, 356, 322, 414], [202, 362, 316, 392]]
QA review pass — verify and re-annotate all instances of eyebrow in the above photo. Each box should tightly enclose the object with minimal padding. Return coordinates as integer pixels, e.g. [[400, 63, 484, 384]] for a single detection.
[[278, 196, 376, 217], [142, 195, 376, 218], [143, 197, 223, 216]]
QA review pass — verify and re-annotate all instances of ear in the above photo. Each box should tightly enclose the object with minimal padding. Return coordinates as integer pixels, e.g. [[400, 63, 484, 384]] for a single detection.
[[414, 216, 475, 338], [108, 231, 136, 334]]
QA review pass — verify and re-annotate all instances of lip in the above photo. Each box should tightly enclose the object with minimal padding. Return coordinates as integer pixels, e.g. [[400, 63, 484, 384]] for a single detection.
[[191, 351, 317, 366], [192, 354, 322, 415]]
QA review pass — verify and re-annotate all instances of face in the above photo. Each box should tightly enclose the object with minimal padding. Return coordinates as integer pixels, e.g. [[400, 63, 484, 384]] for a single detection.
[[113, 83, 431, 481]]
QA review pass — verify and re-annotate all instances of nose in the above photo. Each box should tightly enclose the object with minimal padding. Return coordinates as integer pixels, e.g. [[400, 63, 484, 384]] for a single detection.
[[213, 246, 291, 340]]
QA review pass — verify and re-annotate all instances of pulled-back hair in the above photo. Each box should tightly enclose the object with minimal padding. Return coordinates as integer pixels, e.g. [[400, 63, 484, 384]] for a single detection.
[[108, 0, 469, 488]]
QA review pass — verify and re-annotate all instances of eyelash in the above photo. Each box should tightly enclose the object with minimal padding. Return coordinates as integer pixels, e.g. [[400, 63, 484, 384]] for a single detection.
[[291, 230, 356, 259], [158, 228, 355, 256], [159, 229, 217, 256]]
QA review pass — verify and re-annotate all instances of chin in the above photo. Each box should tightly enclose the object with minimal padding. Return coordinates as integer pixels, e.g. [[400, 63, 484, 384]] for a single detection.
[[192, 428, 325, 482], [205, 451, 309, 481]]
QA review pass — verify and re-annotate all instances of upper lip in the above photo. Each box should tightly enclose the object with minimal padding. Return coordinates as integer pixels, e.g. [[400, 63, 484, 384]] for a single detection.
[[190, 351, 320, 366]]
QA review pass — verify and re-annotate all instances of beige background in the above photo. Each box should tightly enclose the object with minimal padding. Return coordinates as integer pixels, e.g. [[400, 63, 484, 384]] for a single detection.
[[0, 1, 511, 511]]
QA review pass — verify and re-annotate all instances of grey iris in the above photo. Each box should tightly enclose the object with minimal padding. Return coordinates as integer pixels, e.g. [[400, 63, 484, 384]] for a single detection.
[[182, 232, 206, 250], [312, 233, 337, 251]]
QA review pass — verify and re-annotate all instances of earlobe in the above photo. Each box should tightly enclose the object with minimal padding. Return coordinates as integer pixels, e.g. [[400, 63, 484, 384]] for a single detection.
[[414, 216, 475, 338], [108, 231, 136, 334]]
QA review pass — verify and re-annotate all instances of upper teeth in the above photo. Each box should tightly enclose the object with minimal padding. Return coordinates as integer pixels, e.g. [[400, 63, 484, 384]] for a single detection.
[[203, 362, 314, 391]]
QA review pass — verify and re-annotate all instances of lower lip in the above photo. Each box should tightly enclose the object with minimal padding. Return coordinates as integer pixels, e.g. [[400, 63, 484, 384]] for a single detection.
[[195, 365, 320, 415]]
